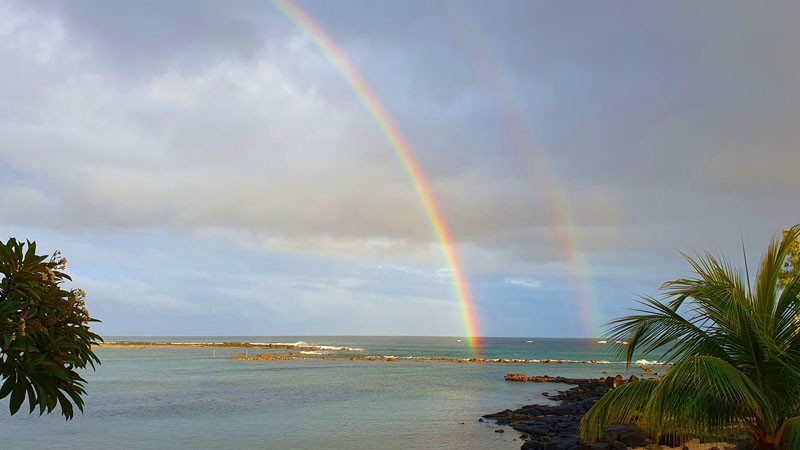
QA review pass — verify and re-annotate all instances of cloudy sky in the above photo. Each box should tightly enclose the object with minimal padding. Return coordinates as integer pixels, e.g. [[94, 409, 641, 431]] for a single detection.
[[1, 0, 798, 337]]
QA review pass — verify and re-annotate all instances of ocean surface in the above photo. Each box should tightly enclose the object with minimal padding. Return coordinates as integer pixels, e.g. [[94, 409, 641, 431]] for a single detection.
[[1, 337, 667, 450]]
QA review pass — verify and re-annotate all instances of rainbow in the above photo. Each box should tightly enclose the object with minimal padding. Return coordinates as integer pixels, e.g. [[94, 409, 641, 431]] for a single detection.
[[274, 0, 482, 352], [443, 4, 601, 336]]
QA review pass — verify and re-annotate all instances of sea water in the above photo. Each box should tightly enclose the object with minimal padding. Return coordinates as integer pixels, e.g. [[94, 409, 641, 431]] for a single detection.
[[0, 337, 664, 450]]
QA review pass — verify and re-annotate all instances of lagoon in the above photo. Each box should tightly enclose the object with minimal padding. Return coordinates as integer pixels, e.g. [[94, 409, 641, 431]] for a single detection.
[[1, 337, 652, 450]]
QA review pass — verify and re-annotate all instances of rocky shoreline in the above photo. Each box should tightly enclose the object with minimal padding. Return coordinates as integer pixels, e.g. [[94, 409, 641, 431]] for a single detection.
[[484, 375, 651, 450]]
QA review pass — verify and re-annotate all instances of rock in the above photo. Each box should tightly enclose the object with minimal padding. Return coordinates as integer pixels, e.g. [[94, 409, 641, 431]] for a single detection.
[[486, 376, 647, 450], [505, 374, 596, 384], [730, 444, 756, 450], [496, 429, 505, 433], [506, 373, 531, 381], [605, 425, 648, 447], [609, 441, 627, 450]]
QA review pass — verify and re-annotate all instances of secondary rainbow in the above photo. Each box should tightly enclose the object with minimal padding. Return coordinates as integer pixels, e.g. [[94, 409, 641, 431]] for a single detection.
[[442, 3, 602, 336], [274, 0, 481, 352]]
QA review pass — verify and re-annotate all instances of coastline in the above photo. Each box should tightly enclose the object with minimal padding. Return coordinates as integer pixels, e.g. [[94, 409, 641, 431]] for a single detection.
[[486, 376, 740, 450], [485, 376, 649, 450]]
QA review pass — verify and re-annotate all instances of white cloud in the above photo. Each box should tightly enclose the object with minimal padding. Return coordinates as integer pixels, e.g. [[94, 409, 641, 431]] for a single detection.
[[504, 277, 542, 288]]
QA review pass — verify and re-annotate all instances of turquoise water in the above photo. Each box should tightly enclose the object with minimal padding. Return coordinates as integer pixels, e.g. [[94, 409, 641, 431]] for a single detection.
[[0, 337, 663, 450]]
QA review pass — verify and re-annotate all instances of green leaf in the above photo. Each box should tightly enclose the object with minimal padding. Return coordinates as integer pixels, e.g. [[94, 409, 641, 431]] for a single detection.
[[780, 416, 800, 449], [56, 391, 74, 420], [23, 241, 36, 263], [0, 375, 15, 399], [580, 379, 659, 442], [9, 377, 26, 415], [25, 380, 36, 413]]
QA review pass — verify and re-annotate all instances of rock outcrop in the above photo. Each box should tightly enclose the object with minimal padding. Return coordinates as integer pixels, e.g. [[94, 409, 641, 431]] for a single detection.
[[485, 376, 651, 450], [504, 374, 598, 384]]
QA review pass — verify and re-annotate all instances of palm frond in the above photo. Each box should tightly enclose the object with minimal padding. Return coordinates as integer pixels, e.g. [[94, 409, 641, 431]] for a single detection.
[[582, 357, 774, 443], [779, 416, 800, 449], [658, 253, 766, 369], [606, 296, 728, 364], [644, 355, 776, 438], [579, 379, 660, 442], [662, 253, 748, 336]]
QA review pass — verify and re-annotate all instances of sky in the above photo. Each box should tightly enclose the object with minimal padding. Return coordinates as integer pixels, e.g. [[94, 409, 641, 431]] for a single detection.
[[1, 0, 798, 337]]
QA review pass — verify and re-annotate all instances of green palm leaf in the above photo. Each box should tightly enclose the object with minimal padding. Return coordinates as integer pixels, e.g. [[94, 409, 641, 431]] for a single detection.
[[779, 416, 800, 449], [579, 379, 659, 441], [644, 355, 773, 439], [581, 225, 800, 450]]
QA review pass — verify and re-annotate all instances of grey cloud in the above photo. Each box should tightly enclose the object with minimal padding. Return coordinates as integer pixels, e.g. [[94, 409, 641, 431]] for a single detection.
[[78, 275, 208, 313], [2, 0, 799, 275], [28, 0, 284, 77]]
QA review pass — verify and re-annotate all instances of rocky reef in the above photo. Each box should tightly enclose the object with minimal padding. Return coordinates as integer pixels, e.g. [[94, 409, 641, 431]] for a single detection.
[[484, 375, 651, 450]]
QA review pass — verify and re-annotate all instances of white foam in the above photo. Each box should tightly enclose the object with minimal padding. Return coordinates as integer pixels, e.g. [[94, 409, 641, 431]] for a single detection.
[[314, 345, 364, 352], [264, 341, 306, 347], [635, 359, 669, 365], [248, 342, 364, 352]]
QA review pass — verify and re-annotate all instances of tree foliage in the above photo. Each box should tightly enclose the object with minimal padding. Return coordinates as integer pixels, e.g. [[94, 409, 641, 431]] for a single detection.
[[0, 238, 102, 419], [779, 228, 800, 288], [580, 224, 800, 450]]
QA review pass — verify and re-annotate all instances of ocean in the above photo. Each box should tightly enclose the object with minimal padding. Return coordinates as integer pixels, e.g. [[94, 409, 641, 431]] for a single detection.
[[1, 337, 666, 450]]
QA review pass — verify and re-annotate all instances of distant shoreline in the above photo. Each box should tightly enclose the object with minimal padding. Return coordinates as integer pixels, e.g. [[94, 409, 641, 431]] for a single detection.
[[99, 341, 286, 349], [97, 341, 670, 370]]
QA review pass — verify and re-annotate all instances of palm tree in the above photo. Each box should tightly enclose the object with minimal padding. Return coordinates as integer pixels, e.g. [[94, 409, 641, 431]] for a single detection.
[[579, 225, 800, 450]]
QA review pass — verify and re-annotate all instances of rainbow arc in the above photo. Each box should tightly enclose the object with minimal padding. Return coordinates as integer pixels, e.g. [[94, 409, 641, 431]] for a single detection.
[[441, 3, 601, 336], [274, 0, 481, 353]]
